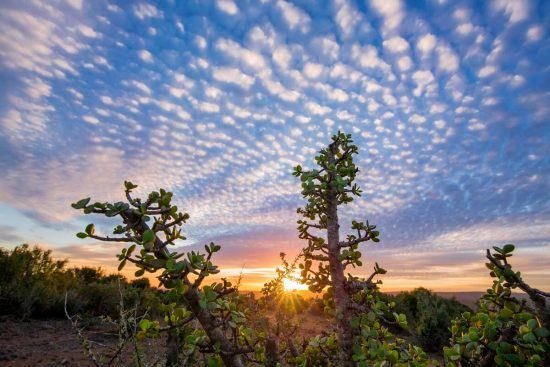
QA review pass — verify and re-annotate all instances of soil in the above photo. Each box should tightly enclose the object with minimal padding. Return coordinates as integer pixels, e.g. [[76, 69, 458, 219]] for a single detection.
[[0, 317, 165, 367], [0, 318, 97, 366], [0, 312, 331, 366]]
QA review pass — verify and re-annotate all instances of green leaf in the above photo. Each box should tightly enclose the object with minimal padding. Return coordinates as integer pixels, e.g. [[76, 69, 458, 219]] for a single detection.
[[522, 332, 536, 343], [142, 230, 155, 244], [76, 232, 88, 239], [118, 260, 126, 271], [124, 181, 138, 190], [71, 197, 90, 209], [126, 244, 136, 257], [85, 223, 95, 236], [499, 308, 513, 319], [527, 319, 537, 330], [534, 327, 549, 338], [502, 244, 515, 254], [135, 268, 145, 277]]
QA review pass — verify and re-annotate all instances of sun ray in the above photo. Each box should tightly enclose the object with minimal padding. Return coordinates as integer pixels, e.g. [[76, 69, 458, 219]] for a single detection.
[[282, 277, 308, 291]]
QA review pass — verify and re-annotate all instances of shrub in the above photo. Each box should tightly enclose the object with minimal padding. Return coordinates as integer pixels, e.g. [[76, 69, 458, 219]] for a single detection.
[[444, 245, 549, 366], [0, 244, 162, 319], [388, 288, 471, 352]]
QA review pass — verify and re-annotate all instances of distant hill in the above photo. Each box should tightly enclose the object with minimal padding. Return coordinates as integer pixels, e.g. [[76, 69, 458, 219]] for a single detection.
[[246, 290, 532, 310], [384, 291, 531, 310]]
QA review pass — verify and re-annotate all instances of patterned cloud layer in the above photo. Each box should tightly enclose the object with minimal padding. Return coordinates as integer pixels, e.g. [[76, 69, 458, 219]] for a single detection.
[[0, 0, 548, 290]]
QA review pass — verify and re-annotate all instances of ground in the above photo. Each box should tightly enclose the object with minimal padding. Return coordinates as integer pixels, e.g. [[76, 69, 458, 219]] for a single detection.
[[0, 312, 331, 367]]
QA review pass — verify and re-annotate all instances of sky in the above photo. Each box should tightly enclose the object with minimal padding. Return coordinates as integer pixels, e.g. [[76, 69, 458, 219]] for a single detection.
[[0, 0, 548, 291]]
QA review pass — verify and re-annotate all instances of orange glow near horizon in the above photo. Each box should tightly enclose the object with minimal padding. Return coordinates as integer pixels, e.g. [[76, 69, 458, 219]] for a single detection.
[[62, 260, 500, 293]]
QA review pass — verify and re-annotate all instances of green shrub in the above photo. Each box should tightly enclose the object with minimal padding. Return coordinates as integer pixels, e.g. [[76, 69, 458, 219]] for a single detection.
[[389, 288, 470, 352], [0, 244, 162, 319]]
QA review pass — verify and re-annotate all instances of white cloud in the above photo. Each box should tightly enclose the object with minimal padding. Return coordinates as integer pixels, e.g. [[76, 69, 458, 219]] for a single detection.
[[138, 49, 153, 62], [412, 70, 435, 96], [66, 0, 83, 10], [370, 0, 403, 33], [382, 93, 397, 106], [132, 3, 163, 20], [216, 38, 266, 71], [198, 102, 220, 113], [456, 23, 474, 36], [131, 80, 152, 94], [216, 0, 239, 15], [437, 45, 459, 72], [397, 56, 412, 71], [78, 25, 98, 38], [296, 115, 311, 124], [276, 0, 311, 33], [526, 25, 543, 42], [417, 33, 437, 56], [195, 36, 207, 49], [305, 101, 331, 115], [213, 67, 254, 89], [352, 44, 391, 74], [434, 120, 446, 129], [333, 0, 363, 39], [410, 114, 426, 124], [478, 65, 497, 78], [290, 127, 302, 137], [492, 0, 529, 24], [303, 62, 324, 79], [383, 36, 409, 53], [312, 36, 340, 61], [100, 96, 113, 105], [83, 115, 100, 125], [273, 45, 292, 68]]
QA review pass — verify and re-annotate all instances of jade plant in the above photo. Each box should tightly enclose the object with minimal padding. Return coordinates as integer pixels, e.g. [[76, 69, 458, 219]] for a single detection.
[[72, 183, 258, 367], [293, 131, 430, 366], [445, 244, 549, 366]]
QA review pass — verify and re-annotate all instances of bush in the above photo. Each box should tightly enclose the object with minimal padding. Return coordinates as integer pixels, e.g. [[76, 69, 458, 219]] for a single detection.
[[0, 244, 162, 319], [389, 288, 471, 352]]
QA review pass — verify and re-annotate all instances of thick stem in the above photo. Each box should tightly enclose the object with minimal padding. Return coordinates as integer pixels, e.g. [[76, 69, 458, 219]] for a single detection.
[[265, 335, 280, 367], [165, 330, 179, 367], [185, 286, 244, 367], [326, 145, 354, 367]]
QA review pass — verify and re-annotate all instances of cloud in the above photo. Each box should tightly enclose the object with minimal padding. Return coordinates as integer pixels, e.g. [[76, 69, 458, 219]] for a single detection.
[[383, 36, 409, 53], [370, 0, 403, 33], [216, 0, 239, 15], [492, 0, 529, 24], [333, 0, 365, 39], [303, 62, 325, 79], [83, 115, 100, 125], [0, 224, 24, 244], [138, 49, 153, 62], [305, 101, 331, 115], [417, 33, 437, 56], [478, 65, 497, 78], [132, 3, 163, 20], [215, 38, 267, 71], [212, 67, 255, 88], [276, 0, 311, 33]]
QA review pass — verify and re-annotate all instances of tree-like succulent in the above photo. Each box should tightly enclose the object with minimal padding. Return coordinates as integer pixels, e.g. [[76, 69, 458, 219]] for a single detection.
[[294, 131, 429, 366], [444, 245, 549, 366], [72, 183, 258, 367]]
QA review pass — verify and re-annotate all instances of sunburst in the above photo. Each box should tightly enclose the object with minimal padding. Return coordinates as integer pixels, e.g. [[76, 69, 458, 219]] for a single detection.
[[282, 277, 308, 291]]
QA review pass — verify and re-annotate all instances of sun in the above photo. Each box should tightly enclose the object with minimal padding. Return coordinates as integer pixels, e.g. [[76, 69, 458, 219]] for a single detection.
[[283, 277, 308, 292]]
